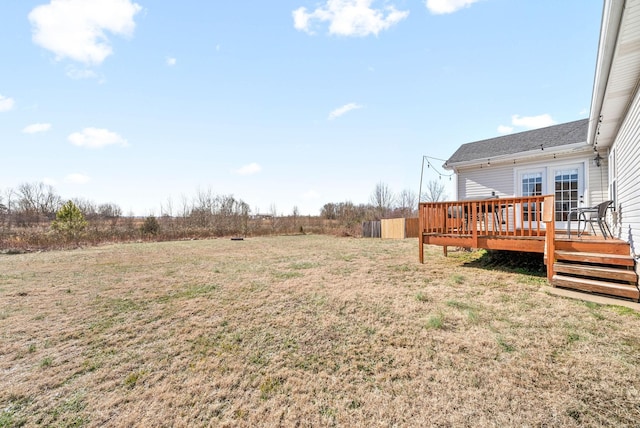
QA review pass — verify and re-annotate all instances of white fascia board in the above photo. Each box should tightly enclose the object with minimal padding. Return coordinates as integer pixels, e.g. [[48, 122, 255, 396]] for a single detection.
[[588, 0, 625, 146], [445, 141, 591, 172]]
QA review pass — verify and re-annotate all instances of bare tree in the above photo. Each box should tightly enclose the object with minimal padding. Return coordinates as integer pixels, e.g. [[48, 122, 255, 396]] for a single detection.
[[291, 205, 299, 232], [340, 201, 363, 226], [190, 187, 216, 228], [0, 193, 6, 232], [98, 203, 122, 219], [179, 194, 190, 218], [72, 197, 98, 220], [1, 188, 16, 231], [320, 203, 336, 220], [397, 189, 417, 217], [160, 197, 173, 218], [269, 203, 280, 233], [95, 203, 120, 231], [370, 181, 395, 219], [16, 182, 61, 225], [421, 179, 447, 202]]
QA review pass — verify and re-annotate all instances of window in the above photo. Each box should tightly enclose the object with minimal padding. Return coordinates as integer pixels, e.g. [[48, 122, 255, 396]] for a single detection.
[[521, 172, 543, 196]]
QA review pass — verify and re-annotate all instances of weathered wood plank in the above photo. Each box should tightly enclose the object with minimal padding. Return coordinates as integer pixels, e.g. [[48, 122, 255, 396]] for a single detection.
[[424, 235, 475, 248], [479, 237, 545, 253], [555, 239, 630, 255], [423, 234, 546, 253], [405, 218, 419, 238], [552, 275, 640, 300], [555, 251, 635, 266], [381, 218, 405, 239], [553, 262, 638, 282]]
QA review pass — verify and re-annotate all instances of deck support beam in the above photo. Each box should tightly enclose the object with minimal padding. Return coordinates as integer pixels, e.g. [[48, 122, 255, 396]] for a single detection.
[[543, 195, 556, 283]]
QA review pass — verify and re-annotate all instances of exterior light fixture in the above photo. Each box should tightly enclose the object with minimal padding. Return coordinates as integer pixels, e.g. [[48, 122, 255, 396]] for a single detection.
[[593, 152, 603, 167]]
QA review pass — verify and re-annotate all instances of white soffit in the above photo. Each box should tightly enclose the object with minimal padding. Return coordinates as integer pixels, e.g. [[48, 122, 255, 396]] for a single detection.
[[596, 0, 640, 148]]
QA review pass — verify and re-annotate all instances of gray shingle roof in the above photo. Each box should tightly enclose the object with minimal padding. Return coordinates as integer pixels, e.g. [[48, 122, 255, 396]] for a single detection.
[[445, 119, 589, 165]]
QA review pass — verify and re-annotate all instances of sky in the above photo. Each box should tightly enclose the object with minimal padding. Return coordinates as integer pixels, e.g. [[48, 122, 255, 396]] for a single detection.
[[0, 0, 604, 216]]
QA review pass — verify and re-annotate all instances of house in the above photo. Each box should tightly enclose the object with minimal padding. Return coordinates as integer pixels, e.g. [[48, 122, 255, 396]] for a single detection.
[[443, 118, 605, 232], [418, 0, 640, 301], [588, 0, 640, 256]]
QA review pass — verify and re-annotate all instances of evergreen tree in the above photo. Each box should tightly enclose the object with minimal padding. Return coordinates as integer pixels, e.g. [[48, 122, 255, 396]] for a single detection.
[[51, 200, 87, 244]]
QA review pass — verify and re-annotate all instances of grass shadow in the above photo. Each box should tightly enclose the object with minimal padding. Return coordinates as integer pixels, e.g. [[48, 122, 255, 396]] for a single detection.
[[463, 250, 545, 277]]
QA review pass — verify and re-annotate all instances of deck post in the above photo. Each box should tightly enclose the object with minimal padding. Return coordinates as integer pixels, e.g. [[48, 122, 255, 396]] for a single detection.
[[542, 196, 556, 283], [419, 203, 424, 264], [471, 202, 478, 249]]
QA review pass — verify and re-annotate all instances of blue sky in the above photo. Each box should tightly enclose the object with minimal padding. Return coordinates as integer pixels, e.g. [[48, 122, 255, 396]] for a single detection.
[[1, 0, 603, 216]]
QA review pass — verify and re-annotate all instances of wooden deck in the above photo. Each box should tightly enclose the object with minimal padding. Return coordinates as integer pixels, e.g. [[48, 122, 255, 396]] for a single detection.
[[419, 196, 640, 301]]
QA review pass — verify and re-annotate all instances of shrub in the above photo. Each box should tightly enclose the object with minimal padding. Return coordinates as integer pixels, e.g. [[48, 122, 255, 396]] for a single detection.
[[141, 215, 160, 236]]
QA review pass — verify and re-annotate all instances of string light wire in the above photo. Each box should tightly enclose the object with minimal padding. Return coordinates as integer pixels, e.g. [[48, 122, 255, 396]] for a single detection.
[[419, 155, 455, 203]]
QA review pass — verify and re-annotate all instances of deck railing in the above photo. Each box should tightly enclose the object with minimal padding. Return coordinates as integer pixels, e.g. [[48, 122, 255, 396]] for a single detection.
[[419, 195, 550, 239], [419, 195, 556, 278]]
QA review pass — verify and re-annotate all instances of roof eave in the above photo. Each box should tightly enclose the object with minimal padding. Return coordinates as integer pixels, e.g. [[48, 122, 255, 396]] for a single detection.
[[588, 0, 625, 146], [444, 141, 591, 171]]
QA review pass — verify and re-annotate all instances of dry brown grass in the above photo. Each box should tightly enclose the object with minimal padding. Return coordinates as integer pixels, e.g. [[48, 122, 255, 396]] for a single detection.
[[1, 236, 639, 427]]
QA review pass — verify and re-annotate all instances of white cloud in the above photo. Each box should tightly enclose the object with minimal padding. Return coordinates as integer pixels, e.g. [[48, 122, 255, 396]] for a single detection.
[[23, 123, 52, 134], [293, 0, 409, 37], [511, 114, 557, 130], [328, 102, 363, 120], [64, 173, 91, 184], [0, 95, 15, 112], [28, 0, 142, 65], [66, 66, 99, 79], [236, 162, 262, 176], [42, 177, 58, 186], [68, 127, 128, 148], [497, 125, 513, 134], [293, 8, 312, 32], [579, 108, 588, 116], [426, 0, 479, 15], [166, 57, 177, 66]]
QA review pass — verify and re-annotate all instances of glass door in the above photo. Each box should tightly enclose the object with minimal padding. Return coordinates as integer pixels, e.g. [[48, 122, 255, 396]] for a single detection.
[[516, 169, 545, 230], [553, 165, 584, 228]]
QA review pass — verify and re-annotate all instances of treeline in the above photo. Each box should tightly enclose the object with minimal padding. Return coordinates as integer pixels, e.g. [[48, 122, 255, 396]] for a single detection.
[[0, 183, 327, 251], [319, 201, 415, 224], [0, 181, 429, 252], [319, 182, 421, 227], [0, 182, 122, 229]]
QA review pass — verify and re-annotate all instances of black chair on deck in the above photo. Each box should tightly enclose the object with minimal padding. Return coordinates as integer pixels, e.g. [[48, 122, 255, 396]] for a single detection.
[[567, 200, 614, 239]]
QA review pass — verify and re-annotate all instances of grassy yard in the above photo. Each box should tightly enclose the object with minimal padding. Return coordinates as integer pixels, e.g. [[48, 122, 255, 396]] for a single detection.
[[1, 235, 639, 426]]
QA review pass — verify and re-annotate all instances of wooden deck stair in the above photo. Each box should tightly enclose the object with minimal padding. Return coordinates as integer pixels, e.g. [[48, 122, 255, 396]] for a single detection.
[[551, 242, 639, 301], [418, 196, 640, 302]]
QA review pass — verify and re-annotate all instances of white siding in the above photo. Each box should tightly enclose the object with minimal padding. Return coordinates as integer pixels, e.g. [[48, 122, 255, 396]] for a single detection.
[[457, 165, 513, 199], [456, 151, 607, 203], [587, 155, 609, 205], [610, 84, 640, 255]]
